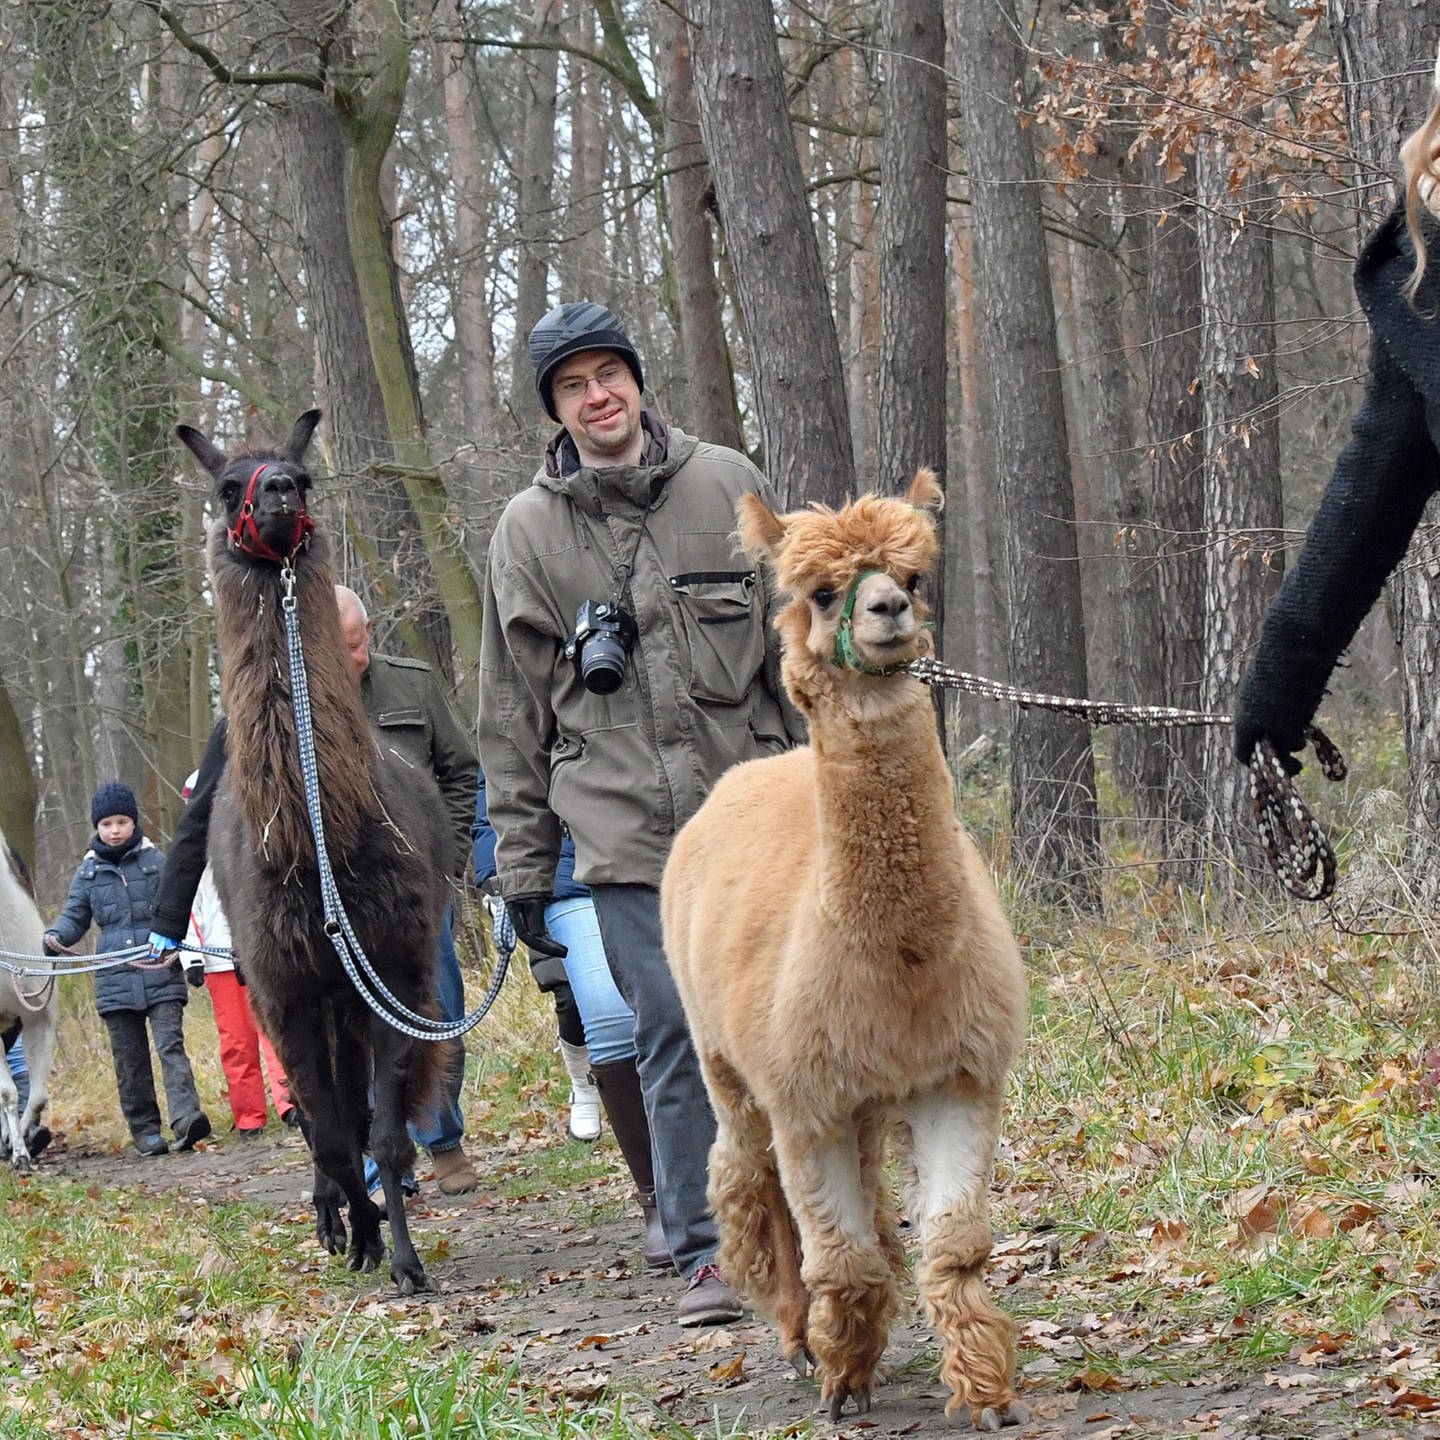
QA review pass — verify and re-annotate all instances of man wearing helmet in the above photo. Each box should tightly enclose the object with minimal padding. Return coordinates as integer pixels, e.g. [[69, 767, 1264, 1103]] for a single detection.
[[478, 301, 806, 1326]]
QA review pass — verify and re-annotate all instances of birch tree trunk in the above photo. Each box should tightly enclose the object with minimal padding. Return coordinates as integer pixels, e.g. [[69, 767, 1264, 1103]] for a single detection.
[[687, 0, 855, 508], [949, 0, 1100, 903]]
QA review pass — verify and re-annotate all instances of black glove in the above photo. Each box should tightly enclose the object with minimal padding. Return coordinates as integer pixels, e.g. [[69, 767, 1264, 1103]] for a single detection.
[[1234, 716, 1304, 775], [506, 894, 569, 993], [183, 955, 206, 988]]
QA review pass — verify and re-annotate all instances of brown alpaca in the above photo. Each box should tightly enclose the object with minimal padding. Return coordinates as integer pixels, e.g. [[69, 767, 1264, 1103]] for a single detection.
[[661, 470, 1028, 1428], [178, 410, 454, 1294]]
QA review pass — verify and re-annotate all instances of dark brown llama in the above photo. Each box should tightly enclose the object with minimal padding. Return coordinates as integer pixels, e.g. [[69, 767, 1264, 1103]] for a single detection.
[[178, 409, 454, 1294]]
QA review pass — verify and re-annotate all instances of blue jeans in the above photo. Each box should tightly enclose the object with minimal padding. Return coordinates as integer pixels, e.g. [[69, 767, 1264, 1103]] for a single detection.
[[589, 883, 718, 1281], [6, 1033, 27, 1113], [412, 904, 465, 1154], [364, 904, 462, 1194], [546, 896, 636, 1066]]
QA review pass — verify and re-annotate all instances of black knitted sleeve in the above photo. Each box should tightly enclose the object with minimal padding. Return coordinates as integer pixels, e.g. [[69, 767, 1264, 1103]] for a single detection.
[[150, 718, 228, 938], [1235, 341, 1440, 764]]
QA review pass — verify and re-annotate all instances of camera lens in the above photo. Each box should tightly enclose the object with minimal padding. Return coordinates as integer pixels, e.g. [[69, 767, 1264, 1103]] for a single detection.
[[580, 633, 628, 694]]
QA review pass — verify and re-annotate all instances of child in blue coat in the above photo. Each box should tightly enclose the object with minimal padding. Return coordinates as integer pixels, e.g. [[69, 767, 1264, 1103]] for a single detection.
[[45, 782, 211, 1156]]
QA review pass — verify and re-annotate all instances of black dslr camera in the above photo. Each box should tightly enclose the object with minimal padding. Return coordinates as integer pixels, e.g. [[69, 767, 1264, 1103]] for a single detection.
[[564, 600, 637, 694]]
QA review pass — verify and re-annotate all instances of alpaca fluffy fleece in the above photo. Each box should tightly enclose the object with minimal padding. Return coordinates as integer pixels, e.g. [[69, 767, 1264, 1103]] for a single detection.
[[662, 469, 1028, 1428]]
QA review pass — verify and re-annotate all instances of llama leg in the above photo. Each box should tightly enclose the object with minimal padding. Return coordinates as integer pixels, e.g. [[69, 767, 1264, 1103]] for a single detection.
[[903, 1087, 1025, 1430], [275, 1012, 377, 1266], [703, 1054, 811, 1373], [771, 1126, 898, 1420], [370, 1017, 427, 1295]]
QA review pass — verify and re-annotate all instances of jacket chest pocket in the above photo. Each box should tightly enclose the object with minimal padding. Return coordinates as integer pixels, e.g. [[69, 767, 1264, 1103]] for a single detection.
[[669, 570, 763, 707], [374, 708, 428, 770]]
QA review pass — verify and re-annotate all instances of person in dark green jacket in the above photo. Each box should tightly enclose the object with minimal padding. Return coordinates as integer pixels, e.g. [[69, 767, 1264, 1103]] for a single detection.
[[45, 781, 211, 1157]]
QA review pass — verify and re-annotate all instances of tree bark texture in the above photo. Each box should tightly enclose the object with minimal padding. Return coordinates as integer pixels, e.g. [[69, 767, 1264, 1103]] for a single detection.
[[511, 0, 563, 425], [654, 1, 745, 452], [1194, 133, 1285, 888], [949, 0, 1100, 902], [687, 0, 855, 508]]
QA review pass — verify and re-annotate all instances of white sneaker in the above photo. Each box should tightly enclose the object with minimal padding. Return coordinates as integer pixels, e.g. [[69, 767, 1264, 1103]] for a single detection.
[[558, 1038, 603, 1142]]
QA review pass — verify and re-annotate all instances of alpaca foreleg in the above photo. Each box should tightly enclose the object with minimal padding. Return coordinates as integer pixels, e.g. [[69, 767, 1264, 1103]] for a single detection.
[[371, 1018, 428, 1294], [0, 1048, 24, 1170], [16, 1008, 55, 1161], [703, 1058, 811, 1373], [773, 1127, 898, 1419], [904, 1088, 1025, 1430]]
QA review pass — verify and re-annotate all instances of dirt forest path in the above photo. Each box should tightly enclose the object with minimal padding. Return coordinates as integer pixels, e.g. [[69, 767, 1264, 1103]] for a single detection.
[[48, 1131, 1399, 1440]]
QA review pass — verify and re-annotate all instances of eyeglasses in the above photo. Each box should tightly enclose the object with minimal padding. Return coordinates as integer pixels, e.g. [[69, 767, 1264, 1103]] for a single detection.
[[554, 362, 631, 404]]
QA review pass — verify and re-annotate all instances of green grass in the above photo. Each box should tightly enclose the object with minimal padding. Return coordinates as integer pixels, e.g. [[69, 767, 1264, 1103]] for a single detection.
[[13, 734, 1440, 1431]]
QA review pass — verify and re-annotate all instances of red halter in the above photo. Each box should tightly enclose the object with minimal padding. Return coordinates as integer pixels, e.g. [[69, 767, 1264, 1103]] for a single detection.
[[227, 463, 315, 564]]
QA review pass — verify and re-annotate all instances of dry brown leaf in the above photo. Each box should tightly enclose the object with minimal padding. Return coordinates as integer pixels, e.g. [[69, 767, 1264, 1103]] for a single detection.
[[1291, 1205, 1334, 1239], [708, 1351, 747, 1383]]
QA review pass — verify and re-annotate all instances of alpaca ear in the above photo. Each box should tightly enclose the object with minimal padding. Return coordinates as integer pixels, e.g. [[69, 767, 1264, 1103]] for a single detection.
[[175, 425, 229, 479], [285, 409, 323, 462], [906, 466, 944, 513], [737, 493, 788, 561]]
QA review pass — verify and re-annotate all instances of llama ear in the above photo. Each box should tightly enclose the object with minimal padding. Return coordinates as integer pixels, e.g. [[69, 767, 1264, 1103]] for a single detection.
[[906, 466, 944, 513], [737, 492, 787, 561], [285, 409, 323, 462], [176, 425, 229, 479]]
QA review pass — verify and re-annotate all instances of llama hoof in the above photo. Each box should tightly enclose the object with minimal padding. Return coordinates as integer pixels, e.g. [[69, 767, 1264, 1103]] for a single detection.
[[391, 1262, 431, 1296], [347, 1233, 386, 1273], [786, 1345, 817, 1380], [315, 1208, 346, 1256]]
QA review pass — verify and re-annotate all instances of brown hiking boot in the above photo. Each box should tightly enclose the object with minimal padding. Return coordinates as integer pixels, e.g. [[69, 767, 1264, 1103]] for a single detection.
[[430, 1144, 480, 1196], [676, 1263, 745, 1327]]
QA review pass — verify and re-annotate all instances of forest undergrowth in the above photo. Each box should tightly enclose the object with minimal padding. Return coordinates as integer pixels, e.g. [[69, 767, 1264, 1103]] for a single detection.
[[3, 720, 1439, 1437]]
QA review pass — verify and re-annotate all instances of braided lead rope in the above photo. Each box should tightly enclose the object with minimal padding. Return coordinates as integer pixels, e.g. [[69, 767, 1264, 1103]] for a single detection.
[[0, 938, 232, 979], [283, 572, 507, 1040], [908, 657, 1345, 902]]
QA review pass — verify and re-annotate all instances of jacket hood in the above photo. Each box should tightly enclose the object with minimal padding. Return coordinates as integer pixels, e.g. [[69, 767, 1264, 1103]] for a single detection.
[[537, 408, 700, 514]]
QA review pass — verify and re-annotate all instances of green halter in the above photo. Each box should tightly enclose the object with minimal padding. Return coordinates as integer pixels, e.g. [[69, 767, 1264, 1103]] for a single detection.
[[830, 569, 922, 677]]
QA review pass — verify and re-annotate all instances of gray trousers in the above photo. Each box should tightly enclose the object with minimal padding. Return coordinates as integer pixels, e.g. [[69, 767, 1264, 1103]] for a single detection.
[[589, 883, 718, 1281], [102, 1001, 204, 1142]]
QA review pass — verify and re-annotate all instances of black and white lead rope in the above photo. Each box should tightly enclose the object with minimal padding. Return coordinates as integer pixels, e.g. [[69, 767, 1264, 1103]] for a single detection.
[[907, 656, 1345, 903]]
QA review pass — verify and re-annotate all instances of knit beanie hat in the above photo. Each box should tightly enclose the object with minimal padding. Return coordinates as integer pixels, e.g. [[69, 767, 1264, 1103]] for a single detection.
[[529, 301, 644, 421], [91, 780, 139, 828]]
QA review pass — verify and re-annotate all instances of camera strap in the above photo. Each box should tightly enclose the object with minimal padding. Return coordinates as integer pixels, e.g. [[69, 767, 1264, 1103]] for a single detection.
[[607, 504, 654, 609]]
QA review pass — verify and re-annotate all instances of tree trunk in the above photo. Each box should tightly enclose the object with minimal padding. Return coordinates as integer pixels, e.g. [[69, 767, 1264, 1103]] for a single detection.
[[511, 0, 563, 425], [949, 0, 1100, 903], [334, 6, 484, 707], [687, 0, 855, 508], [1194, 132, 1285, 890], [878, 0, 947, 670], [0, 674, 38, 870], [653, 1, 745, 451]]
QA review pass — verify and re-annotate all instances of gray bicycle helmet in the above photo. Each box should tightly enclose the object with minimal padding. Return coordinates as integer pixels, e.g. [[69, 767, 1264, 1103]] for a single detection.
[[529, 300, 644, 420]]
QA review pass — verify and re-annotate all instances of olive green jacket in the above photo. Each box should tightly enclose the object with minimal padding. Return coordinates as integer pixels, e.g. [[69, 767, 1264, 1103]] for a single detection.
[[362, 651, 479, 877], [477, 413, 806, 894]]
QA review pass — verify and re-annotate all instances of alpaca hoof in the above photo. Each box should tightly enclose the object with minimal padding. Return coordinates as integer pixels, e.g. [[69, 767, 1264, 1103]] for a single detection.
[[964, 1400, 1029, 1431], [7, 1149, 32, 1174], [787, 1346, 817, 1380], [825, 1384, 871, 1422]]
